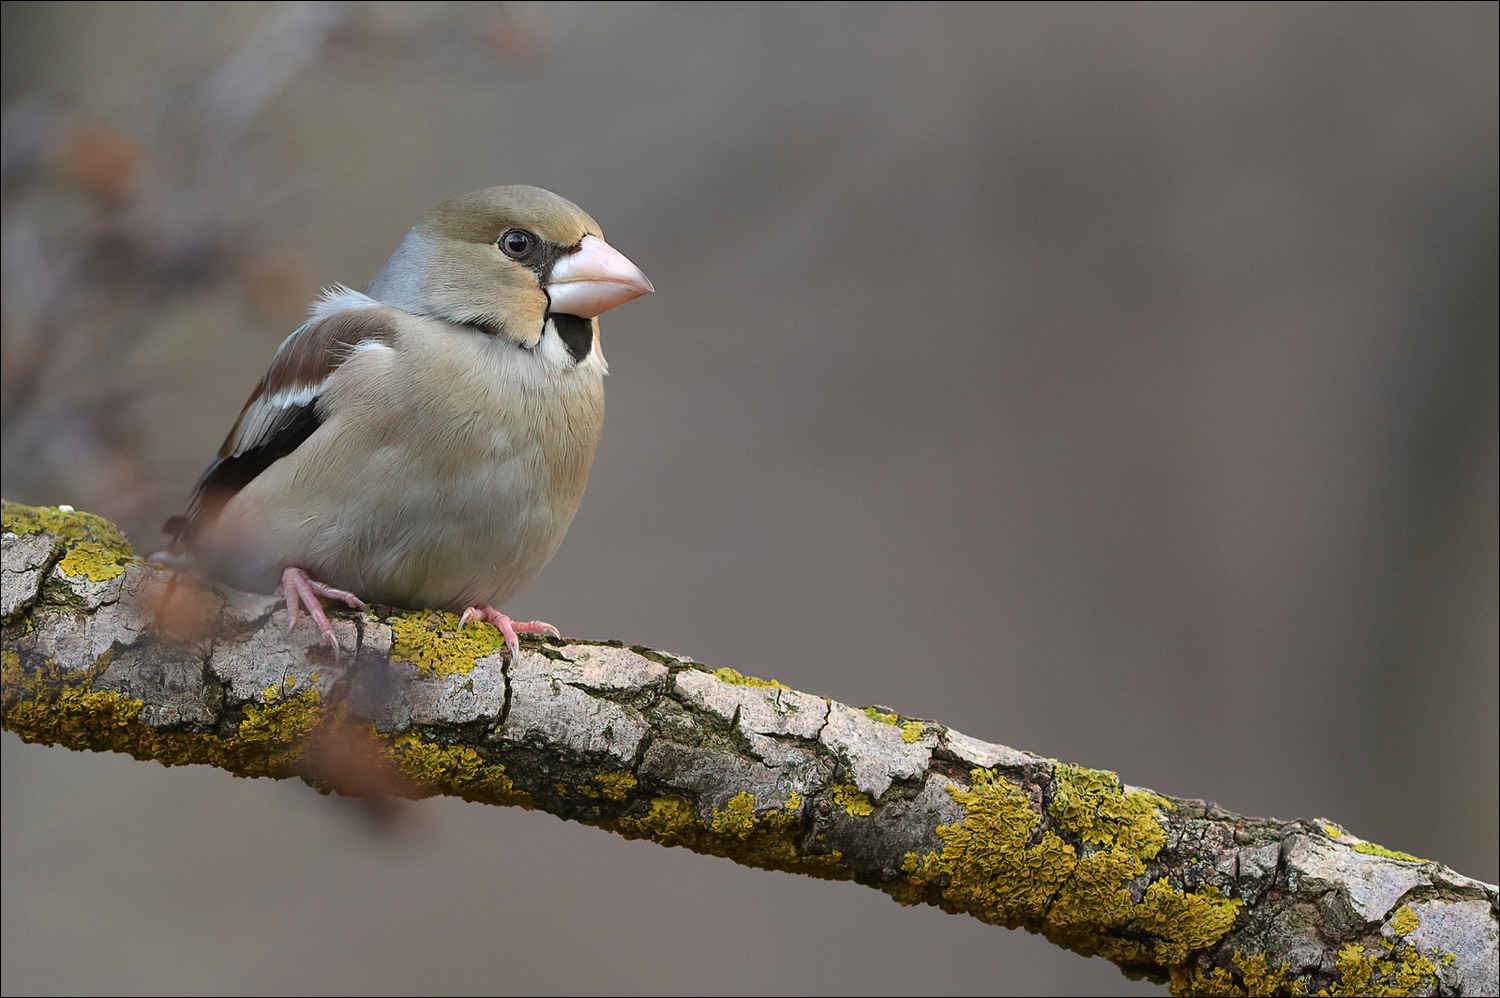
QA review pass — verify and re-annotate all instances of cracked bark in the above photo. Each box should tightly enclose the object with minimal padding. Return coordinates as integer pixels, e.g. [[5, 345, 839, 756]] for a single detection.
[[3, 503, 1496, 997]]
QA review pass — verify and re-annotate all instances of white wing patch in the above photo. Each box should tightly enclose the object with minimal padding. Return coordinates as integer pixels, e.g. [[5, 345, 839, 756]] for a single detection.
[[218, 299, 401, 461], [264, 383, 321, 410], [231, 398, 298, 459], [177, 289, 403, 539]]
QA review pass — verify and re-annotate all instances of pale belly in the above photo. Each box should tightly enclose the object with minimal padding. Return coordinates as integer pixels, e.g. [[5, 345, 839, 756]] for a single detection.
[[202, 399, 599, 612]]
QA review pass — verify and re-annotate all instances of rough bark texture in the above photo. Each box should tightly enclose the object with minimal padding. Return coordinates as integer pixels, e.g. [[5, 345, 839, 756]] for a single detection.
[[4, 502, 1496, 996]]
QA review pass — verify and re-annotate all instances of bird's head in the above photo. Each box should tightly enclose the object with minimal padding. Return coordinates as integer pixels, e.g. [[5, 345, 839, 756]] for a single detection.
[[366, 185, 652, 355]]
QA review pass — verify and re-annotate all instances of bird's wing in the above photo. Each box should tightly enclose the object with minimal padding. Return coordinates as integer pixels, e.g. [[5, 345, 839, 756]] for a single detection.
[[166, 287, 399, 542]]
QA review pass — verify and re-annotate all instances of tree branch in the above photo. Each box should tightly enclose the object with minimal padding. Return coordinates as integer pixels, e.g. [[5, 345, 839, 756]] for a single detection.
[[3, 502, 1495, 996]]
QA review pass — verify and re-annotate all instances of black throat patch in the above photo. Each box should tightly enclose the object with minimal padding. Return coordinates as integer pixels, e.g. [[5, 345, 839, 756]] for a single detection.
[[550, 313, 594, 364]]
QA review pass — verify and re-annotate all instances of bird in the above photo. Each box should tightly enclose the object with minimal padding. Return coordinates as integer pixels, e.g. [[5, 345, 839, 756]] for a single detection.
[[162, 185, 653, 659]]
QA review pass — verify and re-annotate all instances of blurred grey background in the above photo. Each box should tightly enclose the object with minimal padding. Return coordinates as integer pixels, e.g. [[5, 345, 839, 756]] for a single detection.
[[2, 3, 1495, 995]]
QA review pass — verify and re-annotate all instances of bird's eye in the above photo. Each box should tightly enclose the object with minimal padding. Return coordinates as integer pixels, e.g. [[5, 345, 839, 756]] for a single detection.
[[499, 229, 536, 260]]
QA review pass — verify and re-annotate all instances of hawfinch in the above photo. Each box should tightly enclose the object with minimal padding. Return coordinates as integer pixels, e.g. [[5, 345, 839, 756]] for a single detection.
[[164, 185, 652, 657]]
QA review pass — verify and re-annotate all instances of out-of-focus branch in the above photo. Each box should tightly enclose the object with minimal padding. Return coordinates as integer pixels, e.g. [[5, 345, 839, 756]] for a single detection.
[[0, 3, 544, 537], [0, 4, 350, 530], [3, 502, 1496, 997]]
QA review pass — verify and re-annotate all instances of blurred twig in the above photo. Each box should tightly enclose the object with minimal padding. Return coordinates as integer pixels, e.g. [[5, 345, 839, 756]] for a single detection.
[[0, 2, 540, 537], [1, 4, 349, 530]]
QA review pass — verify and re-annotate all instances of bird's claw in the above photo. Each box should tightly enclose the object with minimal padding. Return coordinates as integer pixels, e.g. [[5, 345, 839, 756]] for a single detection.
[[460, 606, 559, 660], [277, 567, 367, 657]]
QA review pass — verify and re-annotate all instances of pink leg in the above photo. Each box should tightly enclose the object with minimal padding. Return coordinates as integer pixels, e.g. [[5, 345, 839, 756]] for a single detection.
[[459, 606, 560, 660], [277, 566, 367, 655]]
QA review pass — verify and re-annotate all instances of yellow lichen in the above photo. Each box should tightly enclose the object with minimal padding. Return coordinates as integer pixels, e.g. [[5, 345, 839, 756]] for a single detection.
[[2, 647, 63, 706], [1328, 942, 1439, 997], [1389, 905, 1419, 936], [613, 790, 847, 879], [1050, 762, 1172, 853], [832, 783, 874, 817], [712, 791, 761, 834], [713, 667, 786, 689], [617, 794, 698, 841], [1353, 841, 1425, 864], [1178, 966, 1241, 996], [5, 606, 528, 804], [862, 707, 926, 742], [389, 610, 505, 676], [1327, 820, 1426, 863], [901, 767, 1076, 928], [2, 663, 325, 780], [1134, 882, 1241, 966], [1233, 951, 1309, 996], [1171, 941, 1443, 997], [0, 649, 21, 686], [227, 692, 324, 769], [1169, 950, 1311, 996], [594, 770, 638, 801], [884, 851, 943, 907], [899, 766, 1240, 979], [2, 503, 134, 583], [2, 685, 148, 753], [57, 540, 131, 582], [387, 731, 533, 808]]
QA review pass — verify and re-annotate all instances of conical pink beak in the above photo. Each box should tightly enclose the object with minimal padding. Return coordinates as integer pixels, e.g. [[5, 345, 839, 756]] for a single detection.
[[545, 234, 654, 319]]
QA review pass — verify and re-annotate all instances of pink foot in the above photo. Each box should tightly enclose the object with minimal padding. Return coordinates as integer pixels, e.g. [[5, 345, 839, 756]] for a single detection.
[[459, 606, 560, 660], [277, 566, 367, 655]]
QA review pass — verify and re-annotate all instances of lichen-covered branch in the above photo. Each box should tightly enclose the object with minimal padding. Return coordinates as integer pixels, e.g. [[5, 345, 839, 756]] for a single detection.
[[3, 503, 1495, 996]]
